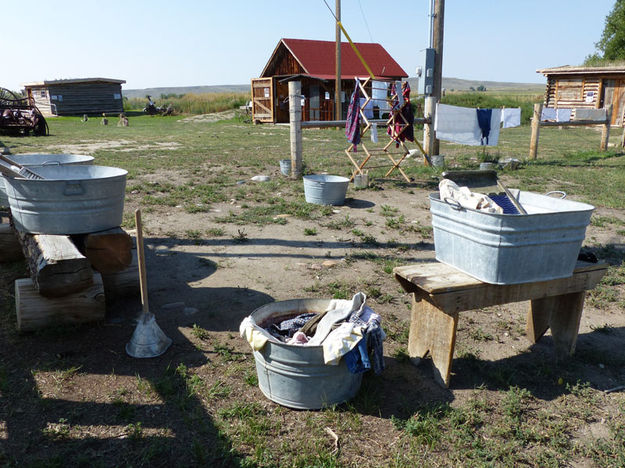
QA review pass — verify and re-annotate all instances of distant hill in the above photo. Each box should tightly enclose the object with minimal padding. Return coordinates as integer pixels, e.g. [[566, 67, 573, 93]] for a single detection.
[[123, 84, 249, 99], [123, 77, 544, 99], [440, 77, 545, 92], [407, 77, 544, 93]]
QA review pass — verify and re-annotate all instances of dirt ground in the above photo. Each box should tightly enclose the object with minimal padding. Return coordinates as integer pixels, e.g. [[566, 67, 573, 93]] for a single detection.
[[1, 164, 625, 465]]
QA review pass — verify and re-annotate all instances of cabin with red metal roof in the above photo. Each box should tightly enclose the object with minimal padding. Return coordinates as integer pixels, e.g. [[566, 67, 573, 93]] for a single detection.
[[251, 38, 408, 123]]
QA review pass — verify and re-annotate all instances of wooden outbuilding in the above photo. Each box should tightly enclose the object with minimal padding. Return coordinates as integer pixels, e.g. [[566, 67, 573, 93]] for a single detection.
[[252, 38, 408, 123], [537, 65, 625, 126], [22, 78, 126, 117]]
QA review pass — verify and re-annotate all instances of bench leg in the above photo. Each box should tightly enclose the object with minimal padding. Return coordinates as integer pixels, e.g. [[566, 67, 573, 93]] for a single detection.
[[408, 295, 458, 388], [527, 292, 586, 359]]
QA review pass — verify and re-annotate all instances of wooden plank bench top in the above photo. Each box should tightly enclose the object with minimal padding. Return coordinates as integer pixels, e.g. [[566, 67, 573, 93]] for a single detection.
[[394, 260, 608, 387]]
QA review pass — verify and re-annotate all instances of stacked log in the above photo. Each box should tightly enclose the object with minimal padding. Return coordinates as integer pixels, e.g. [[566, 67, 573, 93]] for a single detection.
[[1, 215, 139, 331]]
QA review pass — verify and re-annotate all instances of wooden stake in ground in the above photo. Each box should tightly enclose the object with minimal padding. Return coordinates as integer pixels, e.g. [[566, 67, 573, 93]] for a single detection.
[[288, 80, 302, 179]]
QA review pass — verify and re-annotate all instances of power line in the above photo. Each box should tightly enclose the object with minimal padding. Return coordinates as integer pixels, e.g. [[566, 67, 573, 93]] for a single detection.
[[357, 0, 374, 42]]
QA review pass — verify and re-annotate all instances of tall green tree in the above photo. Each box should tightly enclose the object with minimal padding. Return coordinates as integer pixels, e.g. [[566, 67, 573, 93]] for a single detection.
[[586, 0, 625, 64]]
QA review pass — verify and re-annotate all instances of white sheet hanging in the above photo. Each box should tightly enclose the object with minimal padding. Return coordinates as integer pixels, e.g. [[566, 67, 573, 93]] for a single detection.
[[501, 107, 521, 128], [435, 103, 482, 145], [435, 104, 501, 146], [371, 80, 390, 112]]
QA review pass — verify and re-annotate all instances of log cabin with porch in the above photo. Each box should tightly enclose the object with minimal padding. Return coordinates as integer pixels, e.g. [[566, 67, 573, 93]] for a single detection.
[[537, 65, 625, 126], [251, 38, 408, 124]]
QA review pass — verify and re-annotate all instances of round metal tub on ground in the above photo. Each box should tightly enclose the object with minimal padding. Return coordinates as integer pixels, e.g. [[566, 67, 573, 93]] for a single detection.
[[250, 298, 363, 410]]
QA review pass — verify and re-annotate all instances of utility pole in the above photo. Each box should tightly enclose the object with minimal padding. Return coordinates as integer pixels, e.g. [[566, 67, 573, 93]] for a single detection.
[[335, 0, 342, 120], [423, 0, 444, 157]]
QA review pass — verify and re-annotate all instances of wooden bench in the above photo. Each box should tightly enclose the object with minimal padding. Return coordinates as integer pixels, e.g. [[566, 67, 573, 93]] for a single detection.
[[394, 260, 608, 388]]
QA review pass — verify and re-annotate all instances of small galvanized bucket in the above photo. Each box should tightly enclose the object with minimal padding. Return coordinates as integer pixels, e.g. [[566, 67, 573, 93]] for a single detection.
[[6, 165, 127, 234], [279, 159, 291, 176], [250, 299, 363, 410], [303, 175, 349, 205]]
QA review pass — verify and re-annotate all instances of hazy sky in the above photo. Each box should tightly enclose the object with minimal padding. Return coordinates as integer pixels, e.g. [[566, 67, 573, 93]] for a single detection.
[[3, 0, 616, 91]]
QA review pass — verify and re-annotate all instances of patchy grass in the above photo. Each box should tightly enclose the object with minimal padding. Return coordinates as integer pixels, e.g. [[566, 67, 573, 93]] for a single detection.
[[1, 112, 624, 467]]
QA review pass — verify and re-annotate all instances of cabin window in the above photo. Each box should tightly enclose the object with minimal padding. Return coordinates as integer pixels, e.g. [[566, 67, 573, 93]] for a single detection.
[[40, 90, 47, 98], [325, 92, 330, 100], [51, 95, 63, 101], [264, 88, 270, 98], [113, 93, 121, 99]]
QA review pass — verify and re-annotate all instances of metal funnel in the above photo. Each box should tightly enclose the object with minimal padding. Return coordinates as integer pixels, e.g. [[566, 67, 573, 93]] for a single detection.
[[126, 209, 172, 358], [126, 313, 172, 358]]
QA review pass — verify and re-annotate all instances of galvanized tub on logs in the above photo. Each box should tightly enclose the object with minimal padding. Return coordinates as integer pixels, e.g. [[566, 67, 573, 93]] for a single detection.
[[5, 165, 127, 234], [250, 298, 363, 410], [0, 153, 94, 206]]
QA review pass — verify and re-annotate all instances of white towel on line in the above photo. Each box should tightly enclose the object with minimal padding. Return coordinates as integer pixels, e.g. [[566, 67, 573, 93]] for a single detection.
[[501, 107, 521, 128], [556, 108, 572, 123], [541, 107, 557, 121]]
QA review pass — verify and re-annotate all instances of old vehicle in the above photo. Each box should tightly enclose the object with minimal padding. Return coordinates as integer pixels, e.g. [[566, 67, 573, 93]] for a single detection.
[[0, 88, 48, 136]]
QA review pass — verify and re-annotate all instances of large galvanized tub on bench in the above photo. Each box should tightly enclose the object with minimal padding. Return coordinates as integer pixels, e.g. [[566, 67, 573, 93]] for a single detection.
[[5, 165, 127, 234], [0, 153, 94, 206], [250, 299, 363, 410], [429, 191, 594, 284]]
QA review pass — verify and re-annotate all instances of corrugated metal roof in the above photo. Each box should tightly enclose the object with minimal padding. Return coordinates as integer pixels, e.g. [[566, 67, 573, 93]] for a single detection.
[[264, 38, 407, 79], [537, 65, 625, 75], [23, 77, 126, 87]]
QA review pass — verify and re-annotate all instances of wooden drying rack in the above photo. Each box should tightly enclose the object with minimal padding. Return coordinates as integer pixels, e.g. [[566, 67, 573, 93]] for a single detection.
[[344, 77, 430, 182]]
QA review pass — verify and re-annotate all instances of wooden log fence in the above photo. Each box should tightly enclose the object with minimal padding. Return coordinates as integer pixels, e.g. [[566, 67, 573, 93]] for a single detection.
[[529, 103, 614, 159]]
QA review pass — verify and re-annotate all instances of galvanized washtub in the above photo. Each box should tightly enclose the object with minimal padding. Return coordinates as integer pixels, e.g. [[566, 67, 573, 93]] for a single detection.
[[430, 191, 594, 284], [303, 175, 349, 206], [250, 299, 363, 410], [0, 153, 94, 206], [5, 165, 127, 234]]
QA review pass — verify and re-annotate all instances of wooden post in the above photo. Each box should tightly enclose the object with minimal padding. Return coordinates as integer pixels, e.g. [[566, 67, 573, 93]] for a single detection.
[[334, 0, 341, 121], [529, 102, 543, 159], [431, 0, 444, 157], [424, 96, 436, 159], [600, 104, 613, 151], [289, 80, 303, 179]]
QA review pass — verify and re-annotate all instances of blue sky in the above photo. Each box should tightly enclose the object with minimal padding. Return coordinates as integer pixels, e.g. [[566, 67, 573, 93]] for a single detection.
[[3, 0, 616, 92]]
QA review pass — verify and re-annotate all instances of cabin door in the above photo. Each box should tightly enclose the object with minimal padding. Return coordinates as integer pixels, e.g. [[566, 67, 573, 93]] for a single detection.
[[603, 79, 625, 126], [612, 80, 625, 126]]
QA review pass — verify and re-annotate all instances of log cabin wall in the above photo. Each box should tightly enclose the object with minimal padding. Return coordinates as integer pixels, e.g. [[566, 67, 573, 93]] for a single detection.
[[544, 73, 625, 125]]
